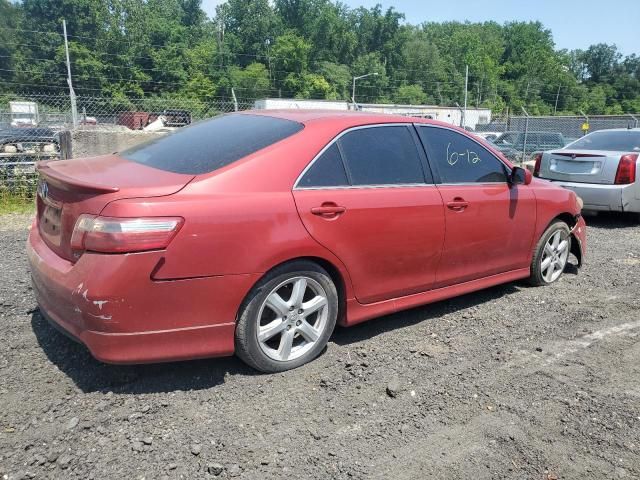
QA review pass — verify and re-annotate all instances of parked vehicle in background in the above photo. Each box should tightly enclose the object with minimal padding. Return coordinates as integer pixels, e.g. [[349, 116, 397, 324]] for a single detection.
[[534, 128, 640, 221], [493, 131, 566, 162], [161, 109, 191, 127], [0, 127, 60, 176], [27, 111, 586, 373], [9, 101, 39, 127], [474, 131, 501, 142]]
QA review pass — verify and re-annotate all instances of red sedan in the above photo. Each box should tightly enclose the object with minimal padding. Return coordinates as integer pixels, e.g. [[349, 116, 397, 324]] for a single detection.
[[27, 111, 586, 372]]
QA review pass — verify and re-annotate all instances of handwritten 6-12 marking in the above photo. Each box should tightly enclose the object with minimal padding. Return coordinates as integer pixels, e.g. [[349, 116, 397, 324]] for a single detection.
[[446, 143, 481, 166]]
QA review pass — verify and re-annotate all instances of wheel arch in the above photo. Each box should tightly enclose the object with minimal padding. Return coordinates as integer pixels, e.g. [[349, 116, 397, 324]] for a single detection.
[[546, 212, 583, 267], [236, 256, 349, 327]]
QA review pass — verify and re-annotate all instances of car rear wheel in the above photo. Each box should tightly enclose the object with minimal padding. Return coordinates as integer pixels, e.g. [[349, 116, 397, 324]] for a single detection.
[[235, 261, 338, 373], [529, 221, 572, 286]]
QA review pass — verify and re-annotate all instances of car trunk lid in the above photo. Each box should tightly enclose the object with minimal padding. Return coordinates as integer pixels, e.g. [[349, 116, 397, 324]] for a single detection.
[[539, 149, 622, 184], [36, 154, 194, 262]]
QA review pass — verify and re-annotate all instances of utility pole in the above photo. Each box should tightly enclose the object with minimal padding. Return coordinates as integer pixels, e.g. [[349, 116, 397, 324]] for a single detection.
[[521, 107, 530, 164], [265, 39, 272, 84], [62, 19, 78, 128], [436, 82, 443, 105], [217, 19, 224, 70], [462, 65, 468, 129], [554, 85, 561, 114]]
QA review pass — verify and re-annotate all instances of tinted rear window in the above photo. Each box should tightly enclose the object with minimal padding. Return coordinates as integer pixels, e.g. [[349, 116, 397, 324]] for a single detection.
[[567, 130, 640, 152], [298, 143, 349, 188], [122, 114, 303, 174]]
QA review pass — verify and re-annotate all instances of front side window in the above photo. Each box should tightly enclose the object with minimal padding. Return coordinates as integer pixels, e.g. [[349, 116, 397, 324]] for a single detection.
[[338, 126, 426, 185], [418, 126, 509, 184]]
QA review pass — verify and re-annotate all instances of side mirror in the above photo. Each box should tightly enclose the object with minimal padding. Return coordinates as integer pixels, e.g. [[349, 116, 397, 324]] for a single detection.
[[510, 166, 532, 185]]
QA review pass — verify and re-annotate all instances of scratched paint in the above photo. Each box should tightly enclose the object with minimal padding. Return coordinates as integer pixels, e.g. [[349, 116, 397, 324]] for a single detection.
[[93, 300, 108, 310]]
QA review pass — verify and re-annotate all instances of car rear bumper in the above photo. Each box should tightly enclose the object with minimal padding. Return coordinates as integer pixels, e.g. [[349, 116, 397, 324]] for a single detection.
[[545, 180, 640, 213], [27, 224, 260, 364]]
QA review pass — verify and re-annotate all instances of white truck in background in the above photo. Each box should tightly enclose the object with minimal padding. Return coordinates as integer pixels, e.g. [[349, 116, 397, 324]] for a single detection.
[[9, 101, 39, 127]]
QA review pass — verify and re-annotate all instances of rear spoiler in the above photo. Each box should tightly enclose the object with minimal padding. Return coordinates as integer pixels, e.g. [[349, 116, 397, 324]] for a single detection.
[[37, 161, 120, 193]]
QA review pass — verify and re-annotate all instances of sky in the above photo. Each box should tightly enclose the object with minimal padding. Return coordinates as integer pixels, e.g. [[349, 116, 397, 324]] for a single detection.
[[201, 0, 640, 56]]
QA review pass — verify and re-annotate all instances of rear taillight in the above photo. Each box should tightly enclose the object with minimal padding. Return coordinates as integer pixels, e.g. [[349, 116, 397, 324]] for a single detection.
[[533, 153, 542, 177], [71, 215, 183, 254], [614, 154, 638, 185]]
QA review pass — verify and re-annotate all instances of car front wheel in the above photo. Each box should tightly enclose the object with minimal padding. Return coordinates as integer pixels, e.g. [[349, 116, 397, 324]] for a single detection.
[[529, 220, 572, 286], [235, 261, 338, 373]]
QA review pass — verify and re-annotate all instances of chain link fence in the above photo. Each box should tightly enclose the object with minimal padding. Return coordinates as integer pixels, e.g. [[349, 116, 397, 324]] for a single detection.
[[475, 113, 640, 164], [0, 93, 252, 200], [2, 92, 640, 200]]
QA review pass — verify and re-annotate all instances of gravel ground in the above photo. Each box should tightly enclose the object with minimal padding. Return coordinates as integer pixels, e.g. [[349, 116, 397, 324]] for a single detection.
[[1, 211, 639, 480]]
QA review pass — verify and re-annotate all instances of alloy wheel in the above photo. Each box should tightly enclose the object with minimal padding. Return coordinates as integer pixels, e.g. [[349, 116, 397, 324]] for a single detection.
[[256, 276, 329, 362], [541, 230, 570, 283]]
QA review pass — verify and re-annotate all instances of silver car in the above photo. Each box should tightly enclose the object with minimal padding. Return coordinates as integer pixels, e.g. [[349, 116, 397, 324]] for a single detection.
[[534, 128, 640, 220]]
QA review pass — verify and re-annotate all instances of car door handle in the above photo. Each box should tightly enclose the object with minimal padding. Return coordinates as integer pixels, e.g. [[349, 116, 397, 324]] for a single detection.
[[447, 198, 469, 211], [311, 204, 346, 217]]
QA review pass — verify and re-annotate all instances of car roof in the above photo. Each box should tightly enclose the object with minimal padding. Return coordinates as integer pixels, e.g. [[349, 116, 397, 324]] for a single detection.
[[585, 128, 640, 133], [500, 131, 562, 135], [241, 109, 450, 128]]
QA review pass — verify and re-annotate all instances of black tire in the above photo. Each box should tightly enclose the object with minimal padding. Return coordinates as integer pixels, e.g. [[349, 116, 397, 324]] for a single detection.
[[528, 220, 572, 286], [235, 260, 338, 373]]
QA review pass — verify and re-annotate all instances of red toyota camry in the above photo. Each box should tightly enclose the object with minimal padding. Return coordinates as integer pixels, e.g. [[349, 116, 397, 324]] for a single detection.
[[27, 111, 586, 372]]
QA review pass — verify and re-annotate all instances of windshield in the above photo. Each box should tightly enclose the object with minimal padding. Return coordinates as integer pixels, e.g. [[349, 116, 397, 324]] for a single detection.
[[567, 130, 640, 152], [122, 114, 304, 174]]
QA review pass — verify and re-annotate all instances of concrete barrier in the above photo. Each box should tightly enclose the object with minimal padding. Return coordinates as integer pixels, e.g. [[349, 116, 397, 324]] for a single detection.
[[71, 126, 169, 159]]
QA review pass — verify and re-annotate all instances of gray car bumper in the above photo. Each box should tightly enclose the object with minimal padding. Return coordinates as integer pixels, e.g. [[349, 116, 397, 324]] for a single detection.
[[545, 180, 640, 213]]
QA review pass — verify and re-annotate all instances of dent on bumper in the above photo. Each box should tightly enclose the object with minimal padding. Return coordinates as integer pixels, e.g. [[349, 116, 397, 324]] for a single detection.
[[27, 226, 260, 364], [549, 180, 640, 212]]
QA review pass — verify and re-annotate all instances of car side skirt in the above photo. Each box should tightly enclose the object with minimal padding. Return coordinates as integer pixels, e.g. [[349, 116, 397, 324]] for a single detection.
[[344, 267, 531, 326]]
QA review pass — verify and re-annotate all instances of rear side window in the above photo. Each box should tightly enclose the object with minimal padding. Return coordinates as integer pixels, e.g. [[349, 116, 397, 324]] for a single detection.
[[338, 126, 426, 185], [122, 114, 303, 174], [298, 144, 349, 188], [540, 133, 562, 144], [418, 126, 509, 184]]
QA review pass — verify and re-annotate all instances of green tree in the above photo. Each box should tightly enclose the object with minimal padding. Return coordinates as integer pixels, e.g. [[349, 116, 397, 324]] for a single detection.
[[393, 84, 430, 105], [0, 0, 20, 92], [227, 62, 272, 99], [581, 43, 621, 83], [271, 31, 311, 74], [315, 61, 351, 99]]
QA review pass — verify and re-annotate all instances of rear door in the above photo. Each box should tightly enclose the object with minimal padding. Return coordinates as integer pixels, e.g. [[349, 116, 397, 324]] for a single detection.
[[416, 125, 536, 287], [293, 124, 445, 304]]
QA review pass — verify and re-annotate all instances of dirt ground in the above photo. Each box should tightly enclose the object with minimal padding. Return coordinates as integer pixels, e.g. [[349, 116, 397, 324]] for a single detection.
[[1, 211, 639, 480]]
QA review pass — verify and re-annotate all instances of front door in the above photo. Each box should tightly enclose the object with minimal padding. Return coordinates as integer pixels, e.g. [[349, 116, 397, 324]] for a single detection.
[[416, 125, 536, 287], [293, 125, 446, 304]]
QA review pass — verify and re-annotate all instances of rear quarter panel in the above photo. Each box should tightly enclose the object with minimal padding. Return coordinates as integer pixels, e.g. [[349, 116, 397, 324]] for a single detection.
[[100, 123, 358, 299]]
